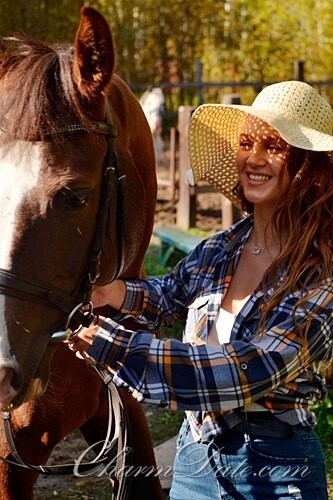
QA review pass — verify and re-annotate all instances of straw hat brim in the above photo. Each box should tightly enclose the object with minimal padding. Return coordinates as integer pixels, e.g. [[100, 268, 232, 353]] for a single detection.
[[188, 104, 333, 207]]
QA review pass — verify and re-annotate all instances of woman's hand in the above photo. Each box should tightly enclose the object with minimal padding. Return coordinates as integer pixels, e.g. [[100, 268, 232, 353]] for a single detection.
[[91, 279, 127, 310], [67, 320, 102, 355]]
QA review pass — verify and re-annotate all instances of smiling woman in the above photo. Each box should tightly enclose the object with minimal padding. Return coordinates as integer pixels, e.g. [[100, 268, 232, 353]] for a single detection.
[[236, 117, 292, 209]]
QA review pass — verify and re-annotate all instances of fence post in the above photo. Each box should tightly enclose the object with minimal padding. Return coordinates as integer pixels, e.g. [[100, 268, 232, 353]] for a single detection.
[[294, 61, 305, 81], [169, 127, 177, 202], [220, 195, 233, 229], [177, 106, 196, 229], [195, 59, 204, 105]]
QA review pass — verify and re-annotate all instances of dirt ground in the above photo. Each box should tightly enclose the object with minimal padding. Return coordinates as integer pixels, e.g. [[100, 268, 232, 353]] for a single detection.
[[34, 427, 111, 498], [33, 145, 224, 499]]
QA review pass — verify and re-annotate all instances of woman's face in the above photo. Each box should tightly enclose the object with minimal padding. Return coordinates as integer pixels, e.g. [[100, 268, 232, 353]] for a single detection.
[[236, 116, 291, 210]]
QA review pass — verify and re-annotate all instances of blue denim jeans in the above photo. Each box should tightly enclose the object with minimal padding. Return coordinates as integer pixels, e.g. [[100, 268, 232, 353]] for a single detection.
[[169, 419, 328, 500]]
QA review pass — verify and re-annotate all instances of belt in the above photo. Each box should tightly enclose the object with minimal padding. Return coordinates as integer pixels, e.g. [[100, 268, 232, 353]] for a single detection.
[[233, 411, 293, 439]]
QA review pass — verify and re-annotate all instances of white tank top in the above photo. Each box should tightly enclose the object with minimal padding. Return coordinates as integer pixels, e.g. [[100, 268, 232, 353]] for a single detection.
[[208, 307, 267, 412], [208, 308, 236, 346]]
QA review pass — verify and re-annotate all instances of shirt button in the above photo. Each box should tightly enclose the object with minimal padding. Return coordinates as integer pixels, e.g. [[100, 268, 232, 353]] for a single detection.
[[240, 363, 248, 370]]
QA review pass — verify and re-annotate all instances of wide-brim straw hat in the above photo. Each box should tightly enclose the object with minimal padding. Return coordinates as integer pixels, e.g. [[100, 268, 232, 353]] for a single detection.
[[188, 80, 333, 207]]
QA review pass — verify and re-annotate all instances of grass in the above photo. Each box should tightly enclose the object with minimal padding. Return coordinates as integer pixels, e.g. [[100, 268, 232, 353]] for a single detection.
[[146, 405, 184, 446], [326, 444, 333, 499]]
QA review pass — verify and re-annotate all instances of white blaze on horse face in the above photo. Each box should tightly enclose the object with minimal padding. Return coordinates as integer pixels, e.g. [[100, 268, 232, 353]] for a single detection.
[[0, 140, 43, 269], [0, 140, 42, 364]]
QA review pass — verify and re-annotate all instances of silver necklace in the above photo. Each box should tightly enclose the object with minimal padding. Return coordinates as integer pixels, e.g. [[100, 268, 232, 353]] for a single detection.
[[251, 243, 280, 255]]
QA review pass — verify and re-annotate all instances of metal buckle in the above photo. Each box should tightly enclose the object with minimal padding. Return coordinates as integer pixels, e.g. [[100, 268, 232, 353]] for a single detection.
[[50, 302, 94, 343]]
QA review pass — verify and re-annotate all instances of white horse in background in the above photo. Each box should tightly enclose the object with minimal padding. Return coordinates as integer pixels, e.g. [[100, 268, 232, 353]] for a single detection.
[[140, 87, 165, 166]]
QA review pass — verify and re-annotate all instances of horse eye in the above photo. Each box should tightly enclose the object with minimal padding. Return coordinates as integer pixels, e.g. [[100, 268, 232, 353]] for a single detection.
[[54, 187, 89, 210]]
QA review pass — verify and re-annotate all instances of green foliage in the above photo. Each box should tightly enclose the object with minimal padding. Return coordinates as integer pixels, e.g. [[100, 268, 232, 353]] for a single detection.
[[1, 1, 333, 108], [0, 0, 83, 41], [188, 227, 213, 238], [313, 390, 333, 441], [146, 404, 185, 446], [313, 392, 333, 494], [314, 393, 333, 497], [144, 244, 185, 339], [144, 243, 171, 277]]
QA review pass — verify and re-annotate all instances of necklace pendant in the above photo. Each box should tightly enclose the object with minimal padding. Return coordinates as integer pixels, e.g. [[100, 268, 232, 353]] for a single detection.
[[252, 246, 262, 255]]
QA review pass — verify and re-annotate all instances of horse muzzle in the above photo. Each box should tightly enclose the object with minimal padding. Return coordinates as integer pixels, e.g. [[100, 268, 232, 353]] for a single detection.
[[0, 359, 22, 411]]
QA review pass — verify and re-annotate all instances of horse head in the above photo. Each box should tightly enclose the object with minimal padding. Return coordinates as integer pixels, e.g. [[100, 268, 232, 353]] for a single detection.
[[0, 7, 156, 410]]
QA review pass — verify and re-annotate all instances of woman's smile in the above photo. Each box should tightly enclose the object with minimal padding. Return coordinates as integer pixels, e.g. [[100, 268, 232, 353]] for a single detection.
[[246, 172, 273, 184]]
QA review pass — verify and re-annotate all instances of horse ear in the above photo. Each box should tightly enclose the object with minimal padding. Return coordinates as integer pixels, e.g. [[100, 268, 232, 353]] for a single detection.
[[72, 6, 115, 98]]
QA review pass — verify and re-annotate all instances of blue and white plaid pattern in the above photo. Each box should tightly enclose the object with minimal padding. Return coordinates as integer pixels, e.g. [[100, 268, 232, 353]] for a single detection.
[[88, 216, 333, 442]]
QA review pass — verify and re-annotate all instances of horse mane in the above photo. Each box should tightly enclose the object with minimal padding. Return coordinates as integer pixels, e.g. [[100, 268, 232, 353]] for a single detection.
[[0, 35, 91, 141]]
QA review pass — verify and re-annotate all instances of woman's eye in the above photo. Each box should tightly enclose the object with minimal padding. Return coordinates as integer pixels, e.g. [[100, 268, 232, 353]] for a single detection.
[[239, 141, 252, 150], [268, 144, 283, 152]]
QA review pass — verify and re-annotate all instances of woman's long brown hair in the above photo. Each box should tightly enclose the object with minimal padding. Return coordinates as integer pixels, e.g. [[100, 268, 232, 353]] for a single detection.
[[235, 148, 333, 335]]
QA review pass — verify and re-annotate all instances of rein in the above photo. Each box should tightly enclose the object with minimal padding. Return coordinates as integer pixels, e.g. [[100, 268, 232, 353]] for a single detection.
[[1, 379, 117, 475], [0, 102, 132, 499], [1, 368, 131, 492]]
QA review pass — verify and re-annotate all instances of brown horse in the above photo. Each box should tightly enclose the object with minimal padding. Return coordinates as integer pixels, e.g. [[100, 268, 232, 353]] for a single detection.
[[0, 6, 163, 500]]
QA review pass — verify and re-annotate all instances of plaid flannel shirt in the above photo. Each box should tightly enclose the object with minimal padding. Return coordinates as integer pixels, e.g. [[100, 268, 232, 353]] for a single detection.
[[88, 215, 333, 442]]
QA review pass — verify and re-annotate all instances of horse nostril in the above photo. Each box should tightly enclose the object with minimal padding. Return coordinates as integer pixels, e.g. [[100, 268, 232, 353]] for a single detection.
[[0, 367, 19, 406]]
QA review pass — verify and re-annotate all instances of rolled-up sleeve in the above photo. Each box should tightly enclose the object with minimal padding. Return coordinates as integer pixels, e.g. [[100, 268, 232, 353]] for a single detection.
[[88, 283, 333, 411]]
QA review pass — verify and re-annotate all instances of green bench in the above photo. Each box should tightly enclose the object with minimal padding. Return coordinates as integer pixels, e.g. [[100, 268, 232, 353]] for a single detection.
[[153, 226, 203, 266]]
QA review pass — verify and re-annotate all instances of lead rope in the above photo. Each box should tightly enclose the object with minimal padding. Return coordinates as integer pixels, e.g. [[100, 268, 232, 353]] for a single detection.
[[93, 365, 133, 500]]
